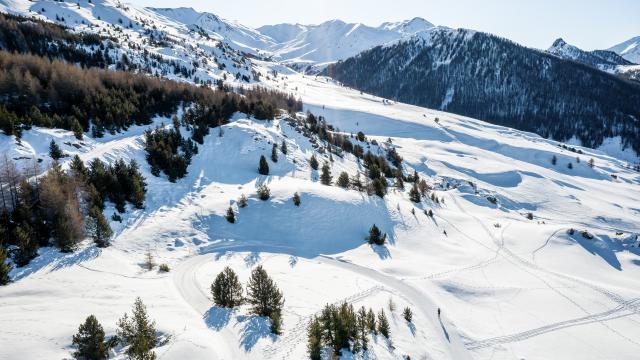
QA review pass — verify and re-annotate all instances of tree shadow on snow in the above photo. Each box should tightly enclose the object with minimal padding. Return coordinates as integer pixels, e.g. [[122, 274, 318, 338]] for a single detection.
[[570, 233, 640, 271], [237, 315, 275, 352], [204, 307, 233, 331], [371, 244, 391, 260], [10, 246, 101, 281]]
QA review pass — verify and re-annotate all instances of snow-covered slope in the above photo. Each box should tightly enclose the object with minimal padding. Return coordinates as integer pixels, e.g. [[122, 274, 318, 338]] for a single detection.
[[609, 35, 640, 64], [2, 67, 640, 359], [547, 38, 634, 69], [145, 7, 276, 54], [0, 0, 257, 84], [258, 18, 436, 67]]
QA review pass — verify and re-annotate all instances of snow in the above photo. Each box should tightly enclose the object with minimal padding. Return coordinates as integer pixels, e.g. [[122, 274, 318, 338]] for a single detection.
[[0, 2, 640, 360], [609, 35, 640, 63]]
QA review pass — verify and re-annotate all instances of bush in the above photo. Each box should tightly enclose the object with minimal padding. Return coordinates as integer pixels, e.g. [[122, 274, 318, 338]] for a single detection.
[[367, 224, 387, 245], [292, 192, 301, 206], [238, 194, 248, 208], [225, 207, 236, 223], [257, 183, 271, 201], [158, 264, 170, 273]]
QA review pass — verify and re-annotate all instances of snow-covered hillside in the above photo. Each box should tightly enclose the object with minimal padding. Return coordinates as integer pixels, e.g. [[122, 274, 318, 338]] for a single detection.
[[0, 0, 258, 84], [1, 65, 640, 359], [258, 18, 436, 68], [0, 2, 640, 360], [609, 35, 640, 64]]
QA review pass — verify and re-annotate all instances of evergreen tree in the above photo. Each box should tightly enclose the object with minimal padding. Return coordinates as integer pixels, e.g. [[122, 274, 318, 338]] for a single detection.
[[366, 308, 376, 334], [356, 307, 369, 351], [567, 162, 573, 169], [225, 207, 235, 223], [307, 316, 322, 360], [246, 265, 284, 319], [403, 307, 413, 322], [14, 224, 37, 267], [336, 172, 350, 188], [281, 140, 288, 155], [588, 158, 595, 168], [309, 155, 319, 170], [372, 177, 387, 198], [117, 297, 157, 360], [70, 155, 88, 180], [367, 224, 386, 246], [49, 140, 63, 160], [271, 144, 278, 163], [551, 155, 557, 166], [258, 155, 270, 175], [0, 245, 12, 285], [211, 267, 243, 308], [238, 194, 248, 208], [88, 207, 112, 248], [409, 183, 421, 203], [292, 192, 301, 206], [257, 183, 271, 201], [320, 162, 332, 185], [72, 315, 108, 360], [377, 310, 390, 338]]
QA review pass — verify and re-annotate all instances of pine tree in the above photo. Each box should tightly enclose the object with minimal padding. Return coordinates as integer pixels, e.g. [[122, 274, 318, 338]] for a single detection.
[[14, 224, 37, 267], [336, 172, 350, 188], [281, 140, 288, 155], [88, 207, 112, 248], [357, 306, 369, 351], [0, 245, 12, 285], [551, 155, 557, 166], [246, 265, 284, 320], [366, 308, 376, 334], [49, 140, 63, 160], [377, 310, 390, 338], [307, 316, 322, 360], [225, 207, 235, 223], [72, 315, 108, 360], [367, 224, 386, 245], [588, 158, 595, 168], [117, 297, 157, 360], [409, 183, 421, 203], [211, 267, 243, 308], [320, 162, 332, 185], [257, 183, 271, 201], [292, 192, 301, 206], [271, 144, 278, 163], [309, 155, 319, 170], [258, 155, 269, 175], [403, 307, 413, 322]]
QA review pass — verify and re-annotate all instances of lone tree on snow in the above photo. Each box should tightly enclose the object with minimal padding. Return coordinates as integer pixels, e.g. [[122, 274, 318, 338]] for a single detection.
[[367, 224, 387, 245], [258, 155, 270, 175], [246, 265, 284, 334], [117, 297, 158, 360], [72, 315, 108, 360], [211, 267, 244, 308]]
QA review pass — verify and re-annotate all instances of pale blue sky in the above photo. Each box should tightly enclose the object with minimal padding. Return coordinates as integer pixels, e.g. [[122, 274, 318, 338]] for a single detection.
[[129, 0, 639, 50]]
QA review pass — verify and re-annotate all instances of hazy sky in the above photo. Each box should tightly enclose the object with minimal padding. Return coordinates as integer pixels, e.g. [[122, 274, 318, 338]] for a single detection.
[[128, 0, 639, 50]]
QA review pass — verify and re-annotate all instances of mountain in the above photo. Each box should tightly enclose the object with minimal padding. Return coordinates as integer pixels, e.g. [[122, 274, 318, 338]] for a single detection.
[[145, 7, 275, 54], [609, 35, 640, 63], [547, 38, 634, 68], [326, 29, 640, 158], [1, 2, 640, 360], [258, 17, 435, 66]]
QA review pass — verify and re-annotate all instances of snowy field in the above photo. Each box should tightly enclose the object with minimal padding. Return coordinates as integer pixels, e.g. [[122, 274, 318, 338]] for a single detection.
[[0, 68, 639, 359]]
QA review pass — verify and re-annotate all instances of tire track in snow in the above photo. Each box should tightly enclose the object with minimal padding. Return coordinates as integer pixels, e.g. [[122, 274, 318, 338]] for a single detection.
[[466, 298, 640, 350]]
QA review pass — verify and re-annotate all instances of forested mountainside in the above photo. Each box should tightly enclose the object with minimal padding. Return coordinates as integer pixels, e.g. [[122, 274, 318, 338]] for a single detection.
[[326, 29, 640, 156]]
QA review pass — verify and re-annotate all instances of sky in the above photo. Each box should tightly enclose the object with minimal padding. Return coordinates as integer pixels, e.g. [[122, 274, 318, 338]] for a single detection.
[[128, 0, 640, 50]]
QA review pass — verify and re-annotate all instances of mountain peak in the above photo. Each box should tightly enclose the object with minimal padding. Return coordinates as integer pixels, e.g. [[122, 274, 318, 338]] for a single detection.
[[551, 38, 567, 48]]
